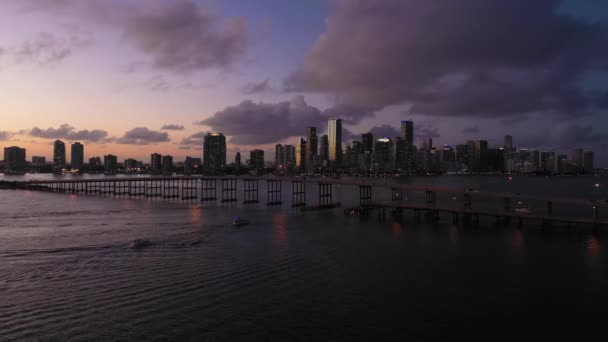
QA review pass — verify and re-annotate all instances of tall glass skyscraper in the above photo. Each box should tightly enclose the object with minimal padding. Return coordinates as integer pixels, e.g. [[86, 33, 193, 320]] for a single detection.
[[203, 133, 226, 170], [328, 118, 342, 165], [71, 142, 84, 170], [53, 140, 66, 169]]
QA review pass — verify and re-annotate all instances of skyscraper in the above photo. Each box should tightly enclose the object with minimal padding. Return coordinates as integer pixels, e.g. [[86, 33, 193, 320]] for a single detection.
[[104, 154, 118, 172], [319, 135, 329, 164], [305, 127, 317, 169], [504, 135, 513, 152], [71, 142, 84, 170], [235, 152, 241, 169], [284, 145, 296, 172], [249, 149, 264, 171], [275, 144, 285, 170], [373, 137, 392, 172], [203, 133, 226, 170], [162, 155, 173, 175], [296, 138, 307, 170], [4, 146, 26, 171], [328, 118, 342, 165], [151, 153, 162, 174], [400, 121, 414, 146], [362, 133, 374, 154], [53, 140, 66, 169]]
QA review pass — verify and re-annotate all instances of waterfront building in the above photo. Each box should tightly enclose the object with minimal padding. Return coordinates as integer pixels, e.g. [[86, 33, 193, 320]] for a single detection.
[[284, 145, 296, 172], [203, 133, 226, 170], [151, 153, 162, 174], [4, 146, 26, 171], [162, 155, 173, 175], [328, 118, 342, 166], [71, 142, 84, 170], [319, 135, 329, 166], [103, 154, 118, 172], [53, 140, 66, 169], [235, 152, 241, 169], [184, 157, 201, 175], [249, 149, 264, 171], [296, 138, 307, 171], [275, 144, 285, 171], [373, 137, 392, 172], [306, 127, 317, 171], [570, 148, 583, 169], [124, 158, 138, 172], [32, 156, 46, 166]]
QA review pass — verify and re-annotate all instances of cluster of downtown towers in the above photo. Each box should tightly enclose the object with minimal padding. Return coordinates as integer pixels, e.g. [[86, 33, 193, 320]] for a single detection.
[[2, 119, 595, 174]]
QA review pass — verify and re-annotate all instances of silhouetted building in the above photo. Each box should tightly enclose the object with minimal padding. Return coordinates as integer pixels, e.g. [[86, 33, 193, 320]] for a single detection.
[[162, 155, 173, 175], [4, 146, 26, 171], [328, 118, 342, 166], [470, 140, 488, 172], [53, 140, 66, 169], [319, 135, 329, 165], [306, 127, 317, 170], [487, 148, 504, 173], [540, 151, 555, 173], [392, 137, 407, 170], [275, 144, 285, 171], [249, 149, 264, 171], [151, 153, 162, 174], [104, 154, 118, 172], [71, 142, 84, 170], [583, 151, 594, 173], [235, 152, 241, 169], [296, 138, 307, 171], [373, 137, 392, 172], [203, 133, 226, 170], [89, 157, 102, 168], [284, 145, 296, 172], [32, 156, 46, 166]]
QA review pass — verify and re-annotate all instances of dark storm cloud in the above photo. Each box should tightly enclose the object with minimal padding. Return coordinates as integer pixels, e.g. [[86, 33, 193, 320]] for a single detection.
[[286, 0, 608, 119], [241, 79, 273, 94], [29, 124, 108, 142], [462, 126, 480, 134], [520, 123, 608, 149], [196, 96, 374, 145], [160, 124, 185, 131], [115, 127, 170, 145], [12, 0, 247, 72]]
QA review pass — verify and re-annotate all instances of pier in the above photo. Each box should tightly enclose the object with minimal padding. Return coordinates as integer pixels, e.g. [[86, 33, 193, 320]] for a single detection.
[[1, 176, 607, 229]]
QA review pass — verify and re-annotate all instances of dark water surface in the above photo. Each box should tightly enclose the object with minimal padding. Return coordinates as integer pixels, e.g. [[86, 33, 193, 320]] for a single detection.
[[1, 175, 607, 341]]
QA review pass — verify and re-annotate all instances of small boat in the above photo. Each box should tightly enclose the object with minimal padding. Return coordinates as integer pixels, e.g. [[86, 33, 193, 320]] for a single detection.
[[233, 216, 249, 227], [130, 239, 150, 249]]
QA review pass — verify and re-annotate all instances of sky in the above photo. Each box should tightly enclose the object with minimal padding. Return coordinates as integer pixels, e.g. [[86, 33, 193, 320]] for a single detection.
[[1, 0, 607, 165]]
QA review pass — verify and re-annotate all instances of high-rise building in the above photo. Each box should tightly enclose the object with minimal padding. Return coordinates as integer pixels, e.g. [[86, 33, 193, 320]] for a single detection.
[[32, 156, 46, 166], [184, 156, 201, 175], [275, 144, 285, 171], [468, 140, 488, 172], [53, 140, 66, 169], [305, 127, 317, 169], [583, 151, 594, 173], [540, 151, 555, 173], [249, 149, 264, 171], [504, 135, 513, 152], [4, 146, 26, 171], [400, 121, 414, 146], [296, 138, 307, 170], [151, 153, 162, 174], [284, 145, 296, 172], [89, 157, 102, 168], [71, 142, 84, 170], [203, 133, 226, 170], [373, 138, 392, 172], [328, 118, 342, 166], [570, 148, 583, 169], [103, 154, 118, 172], [556, 154, 567, 174], [235, 152, 241, 169], [362, 133, 374, 154], [319, 135, 329, 164], [392, 137, 407, 170], [162, 155, 173, 175]]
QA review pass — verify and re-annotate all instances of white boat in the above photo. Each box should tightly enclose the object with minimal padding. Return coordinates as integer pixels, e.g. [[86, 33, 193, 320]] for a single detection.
[[233, 216, 249, 227], [130, 239, 150, 249]]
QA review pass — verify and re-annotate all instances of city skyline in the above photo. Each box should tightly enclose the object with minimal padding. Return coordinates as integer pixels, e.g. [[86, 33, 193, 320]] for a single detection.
[[1, 1, 607, 165]]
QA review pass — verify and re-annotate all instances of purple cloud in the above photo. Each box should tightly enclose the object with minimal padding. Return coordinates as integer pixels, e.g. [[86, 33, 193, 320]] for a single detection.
[[29, 124, 108, 142], [286, 0, 608, 119], [115, 127, 170, 145]]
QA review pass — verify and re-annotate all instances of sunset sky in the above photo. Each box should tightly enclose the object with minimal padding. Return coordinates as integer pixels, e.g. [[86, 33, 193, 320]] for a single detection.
[[1, 0, 607, 165]]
